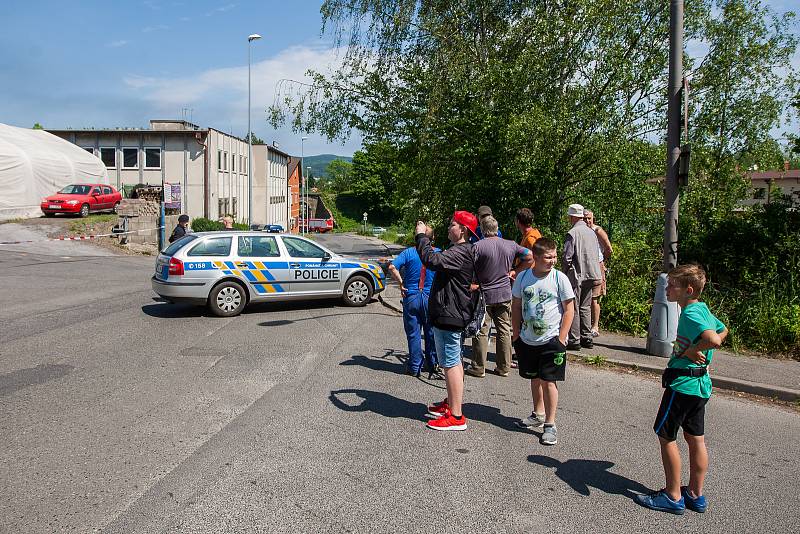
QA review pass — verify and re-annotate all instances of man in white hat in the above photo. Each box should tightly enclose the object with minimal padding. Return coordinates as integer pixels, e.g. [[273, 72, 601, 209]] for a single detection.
[[563, 204, 602, 349]]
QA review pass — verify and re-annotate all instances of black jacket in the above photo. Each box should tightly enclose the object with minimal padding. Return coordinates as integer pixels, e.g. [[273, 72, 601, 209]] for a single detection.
[[416, 233, 476, 331], [169, 224, 187, 243]]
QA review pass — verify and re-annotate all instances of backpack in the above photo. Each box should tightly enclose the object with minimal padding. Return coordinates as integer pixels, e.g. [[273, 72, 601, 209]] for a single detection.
[[463, 289, 486, 338]]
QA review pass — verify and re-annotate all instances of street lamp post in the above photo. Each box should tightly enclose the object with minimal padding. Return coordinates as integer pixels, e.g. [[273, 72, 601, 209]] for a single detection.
[[301, 136, 308, 235], [247, 33, 261, 226]]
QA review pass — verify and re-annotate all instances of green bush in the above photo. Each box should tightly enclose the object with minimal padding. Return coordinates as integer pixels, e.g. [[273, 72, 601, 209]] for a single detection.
[[602, 203, 800, 359], [602, 236, 660, 336], [190, 217, 250, 232], [190, 217, 224, 232]]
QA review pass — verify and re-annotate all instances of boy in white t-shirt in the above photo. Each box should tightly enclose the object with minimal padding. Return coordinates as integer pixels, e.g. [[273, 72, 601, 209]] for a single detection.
[[511, 237, 575, 445]]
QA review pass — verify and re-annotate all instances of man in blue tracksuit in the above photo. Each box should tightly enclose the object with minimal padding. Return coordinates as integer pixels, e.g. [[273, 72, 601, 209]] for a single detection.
[[389, 234, 440, 376]]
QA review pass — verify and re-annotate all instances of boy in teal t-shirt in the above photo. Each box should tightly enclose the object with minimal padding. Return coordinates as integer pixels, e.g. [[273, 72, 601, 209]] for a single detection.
[[635, 264, 728, 515]]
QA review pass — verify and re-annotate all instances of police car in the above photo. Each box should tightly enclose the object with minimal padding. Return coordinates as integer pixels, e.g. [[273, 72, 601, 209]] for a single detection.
[[151, 231, 386, 317]]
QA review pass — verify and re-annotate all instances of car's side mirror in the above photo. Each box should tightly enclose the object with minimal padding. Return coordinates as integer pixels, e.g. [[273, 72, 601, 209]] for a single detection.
[[321, 252, 331, 262]]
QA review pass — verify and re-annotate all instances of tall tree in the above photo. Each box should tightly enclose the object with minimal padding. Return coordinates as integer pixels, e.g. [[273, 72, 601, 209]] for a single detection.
[[686, 0, 797, 215], [325, 159, 354, 192], [271, 0, 796, 231]]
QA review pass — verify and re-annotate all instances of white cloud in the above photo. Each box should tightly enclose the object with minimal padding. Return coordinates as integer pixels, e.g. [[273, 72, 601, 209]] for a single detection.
[[206, 3, 237, 16], [123, 45, 360, 155], [107, 40, 130, 48], [142, 24, 169, 33]]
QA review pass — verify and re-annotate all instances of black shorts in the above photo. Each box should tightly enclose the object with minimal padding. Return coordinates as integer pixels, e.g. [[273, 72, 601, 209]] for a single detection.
[[513, 337, 567, 382], [653, 387, 709, 441]]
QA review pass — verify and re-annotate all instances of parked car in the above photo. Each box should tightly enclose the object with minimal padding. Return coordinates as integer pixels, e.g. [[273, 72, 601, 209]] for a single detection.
[[151, 231, 386, 316], [41, 184, 122, 217]]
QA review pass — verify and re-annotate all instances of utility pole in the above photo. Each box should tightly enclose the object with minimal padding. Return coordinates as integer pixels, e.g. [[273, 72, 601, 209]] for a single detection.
[[646, 0, 683, 357], [663, 0, 683, 272]]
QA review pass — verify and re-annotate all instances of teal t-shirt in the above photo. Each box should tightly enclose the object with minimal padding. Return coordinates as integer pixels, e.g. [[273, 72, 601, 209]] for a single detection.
[[668, 302, 726, 398]]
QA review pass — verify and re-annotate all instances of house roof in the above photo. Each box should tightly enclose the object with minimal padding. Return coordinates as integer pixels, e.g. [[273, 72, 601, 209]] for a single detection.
[[287, 156, 302, 178], [748, 169, 800, 180]]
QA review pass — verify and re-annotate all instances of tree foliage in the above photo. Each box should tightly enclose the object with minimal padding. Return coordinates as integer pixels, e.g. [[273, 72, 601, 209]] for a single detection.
[[272, 0, 795, 235], [325, 159, 354, 192]]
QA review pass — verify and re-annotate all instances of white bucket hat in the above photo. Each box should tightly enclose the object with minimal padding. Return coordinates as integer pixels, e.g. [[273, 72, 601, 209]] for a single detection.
[[567, 204, 584, 217]]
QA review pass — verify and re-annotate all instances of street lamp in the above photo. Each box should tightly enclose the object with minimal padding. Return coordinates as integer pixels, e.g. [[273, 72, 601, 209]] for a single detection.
[[247, 33, 261, 226], [306, 166, 312, 234], [301, 136, 308, 235]]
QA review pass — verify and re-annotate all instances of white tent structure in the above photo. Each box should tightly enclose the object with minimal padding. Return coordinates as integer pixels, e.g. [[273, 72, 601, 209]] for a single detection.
[[0, 123, 109, 221]]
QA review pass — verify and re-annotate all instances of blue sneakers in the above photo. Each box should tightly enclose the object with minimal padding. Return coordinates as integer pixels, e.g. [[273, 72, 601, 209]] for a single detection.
[[681, 486, 708, 513], [634, 490, 686, 515]]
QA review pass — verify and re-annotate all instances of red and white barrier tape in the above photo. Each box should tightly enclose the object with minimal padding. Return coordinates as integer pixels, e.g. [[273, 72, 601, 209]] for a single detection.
[[0, 226, 165, 245]]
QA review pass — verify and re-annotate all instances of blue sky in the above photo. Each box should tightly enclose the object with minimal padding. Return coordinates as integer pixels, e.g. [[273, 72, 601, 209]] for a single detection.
[[1, 1, 797, 157]]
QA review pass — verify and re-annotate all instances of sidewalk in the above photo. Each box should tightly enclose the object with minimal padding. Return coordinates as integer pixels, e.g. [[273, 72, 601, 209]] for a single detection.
[[377, 281, 800, 402]]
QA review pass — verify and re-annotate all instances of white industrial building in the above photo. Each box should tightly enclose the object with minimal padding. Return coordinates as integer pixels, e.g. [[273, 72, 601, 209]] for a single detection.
[[47, 119, 290, 228]]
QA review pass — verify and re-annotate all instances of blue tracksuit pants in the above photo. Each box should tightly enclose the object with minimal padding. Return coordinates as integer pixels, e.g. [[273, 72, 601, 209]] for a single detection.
[[402, 292, 437, 373]]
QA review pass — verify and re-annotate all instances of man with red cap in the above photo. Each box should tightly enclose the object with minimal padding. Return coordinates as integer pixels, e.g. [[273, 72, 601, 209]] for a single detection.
[[415, 211, 478, 430]]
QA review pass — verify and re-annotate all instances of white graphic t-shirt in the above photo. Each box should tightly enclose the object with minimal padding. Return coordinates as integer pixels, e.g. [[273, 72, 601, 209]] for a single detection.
[[512, 268, 575, 346]]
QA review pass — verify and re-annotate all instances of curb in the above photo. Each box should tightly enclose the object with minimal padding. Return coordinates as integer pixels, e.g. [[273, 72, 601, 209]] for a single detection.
[[378, 295, 402, 314], [374, 299, 800, 403], [570, 352, 800, 402]]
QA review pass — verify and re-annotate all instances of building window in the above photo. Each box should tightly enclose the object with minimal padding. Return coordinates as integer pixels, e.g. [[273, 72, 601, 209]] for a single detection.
[[218, 150, 223, 171], [240, 155, 244, 173], [100, 147, 116, 168], [82, 147, 94, 154], [231, 154, 236, 172], [144, 147, 161, 169], [122, 148, 139, 169], [753, 188, 766, 199], [224, 152, 228, 171]]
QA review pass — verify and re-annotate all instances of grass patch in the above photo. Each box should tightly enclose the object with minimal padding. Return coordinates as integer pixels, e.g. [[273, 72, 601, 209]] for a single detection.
[[68, 214, 117, 234], [584, 355, 607, 366]]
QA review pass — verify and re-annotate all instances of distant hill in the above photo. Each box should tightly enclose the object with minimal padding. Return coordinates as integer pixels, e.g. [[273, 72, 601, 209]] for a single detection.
[[304, 154, 353, 178]]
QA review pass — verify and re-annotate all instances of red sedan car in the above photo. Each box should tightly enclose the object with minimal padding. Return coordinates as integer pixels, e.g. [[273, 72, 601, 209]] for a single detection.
[[41, 184, 122, 217]]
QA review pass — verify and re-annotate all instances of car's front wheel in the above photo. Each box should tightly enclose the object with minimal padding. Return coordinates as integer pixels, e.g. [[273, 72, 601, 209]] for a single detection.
[[79, 204, 90, 217], [112, 202, 120, 214], [208, 281, 247, 317], [342, 275, 373, 307]]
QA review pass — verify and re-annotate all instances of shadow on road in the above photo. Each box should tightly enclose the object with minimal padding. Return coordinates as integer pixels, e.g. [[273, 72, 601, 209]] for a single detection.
[[340, 351, 407, 374], [329, 389, 425, 420], [528, 455, 653, 499], [0, 364, 74, 397], [141, 298, 394, 320], [141, 302, 208, 318], [329, 389, 528, 430]]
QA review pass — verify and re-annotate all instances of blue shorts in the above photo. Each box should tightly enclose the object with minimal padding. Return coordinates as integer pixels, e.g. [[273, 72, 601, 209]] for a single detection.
[[432, 327, 463, 368]]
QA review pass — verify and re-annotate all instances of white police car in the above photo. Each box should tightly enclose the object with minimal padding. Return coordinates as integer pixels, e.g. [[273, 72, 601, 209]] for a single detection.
[[152, 231, 386, 317]]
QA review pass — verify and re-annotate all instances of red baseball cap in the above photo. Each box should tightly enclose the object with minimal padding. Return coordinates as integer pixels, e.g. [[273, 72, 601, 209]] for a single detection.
[[453, 210, 478, 238]]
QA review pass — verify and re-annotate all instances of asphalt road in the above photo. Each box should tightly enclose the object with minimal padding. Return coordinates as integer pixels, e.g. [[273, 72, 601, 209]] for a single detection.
[[1, 233, 798, 533]]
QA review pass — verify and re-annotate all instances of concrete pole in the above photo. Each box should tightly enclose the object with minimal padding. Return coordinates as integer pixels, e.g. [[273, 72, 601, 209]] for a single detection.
[[663, 0, 683, 272], [646, 0, 683, 357]]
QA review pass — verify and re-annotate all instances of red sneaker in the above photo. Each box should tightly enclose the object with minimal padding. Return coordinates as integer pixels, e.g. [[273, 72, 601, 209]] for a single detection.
[[427, 412, 468, 431], [426, 398, 449, 418]]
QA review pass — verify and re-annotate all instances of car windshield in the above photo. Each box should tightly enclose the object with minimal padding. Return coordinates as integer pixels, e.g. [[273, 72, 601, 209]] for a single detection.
[[58, 185, 91, 195]]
